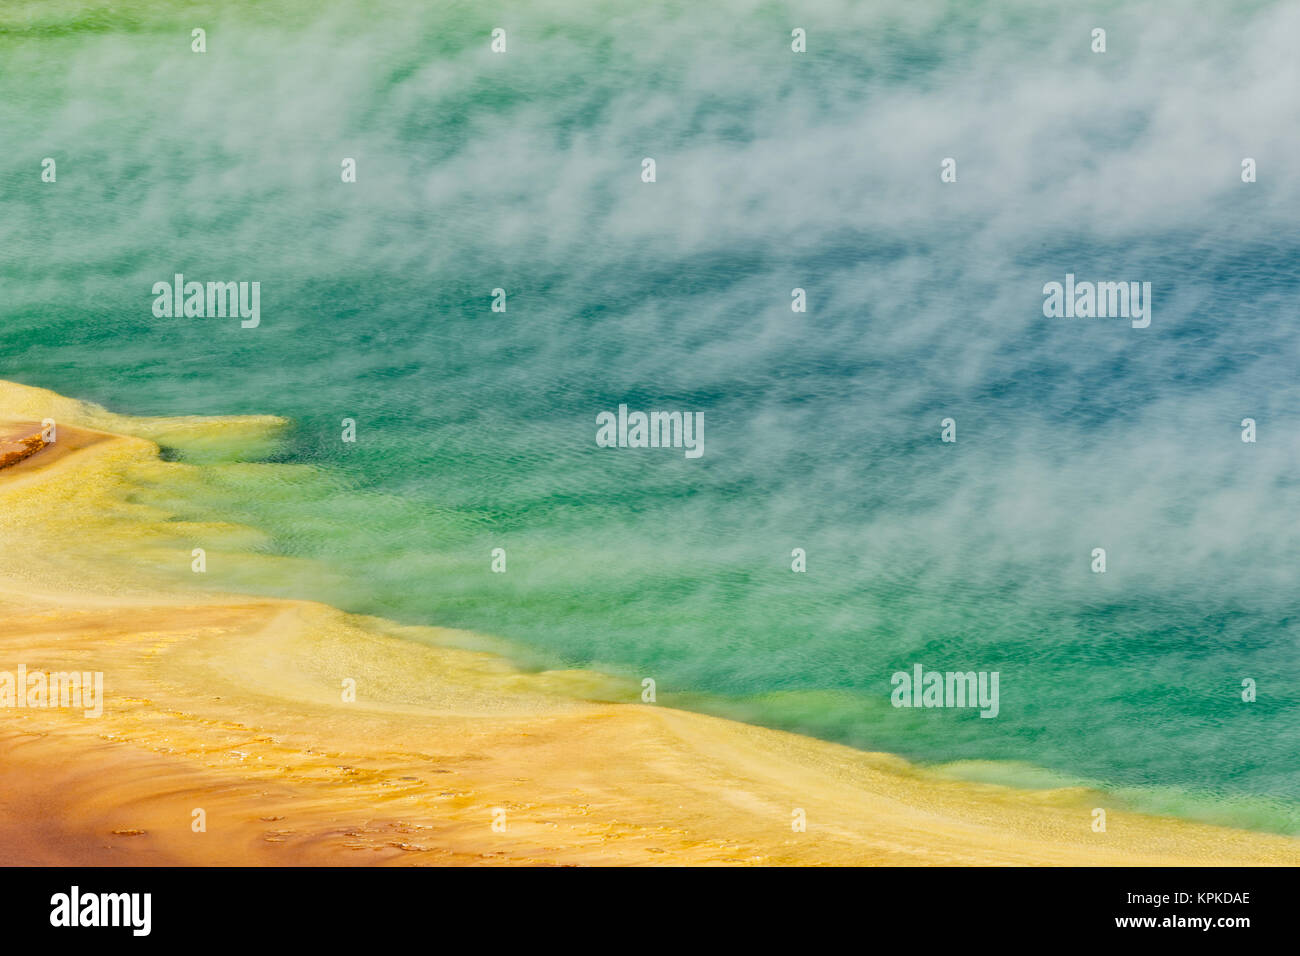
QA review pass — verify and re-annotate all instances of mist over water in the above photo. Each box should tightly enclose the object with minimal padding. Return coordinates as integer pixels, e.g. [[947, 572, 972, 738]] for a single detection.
[[3, 0, 1299, 832]]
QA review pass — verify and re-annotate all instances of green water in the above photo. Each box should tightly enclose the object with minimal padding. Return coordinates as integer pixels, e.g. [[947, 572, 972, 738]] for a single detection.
[[3, 0, 1299, 835]]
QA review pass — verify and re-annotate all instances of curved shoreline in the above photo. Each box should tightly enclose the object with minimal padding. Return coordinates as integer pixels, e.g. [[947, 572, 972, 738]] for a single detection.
[[2, 379, 1297, 866]]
